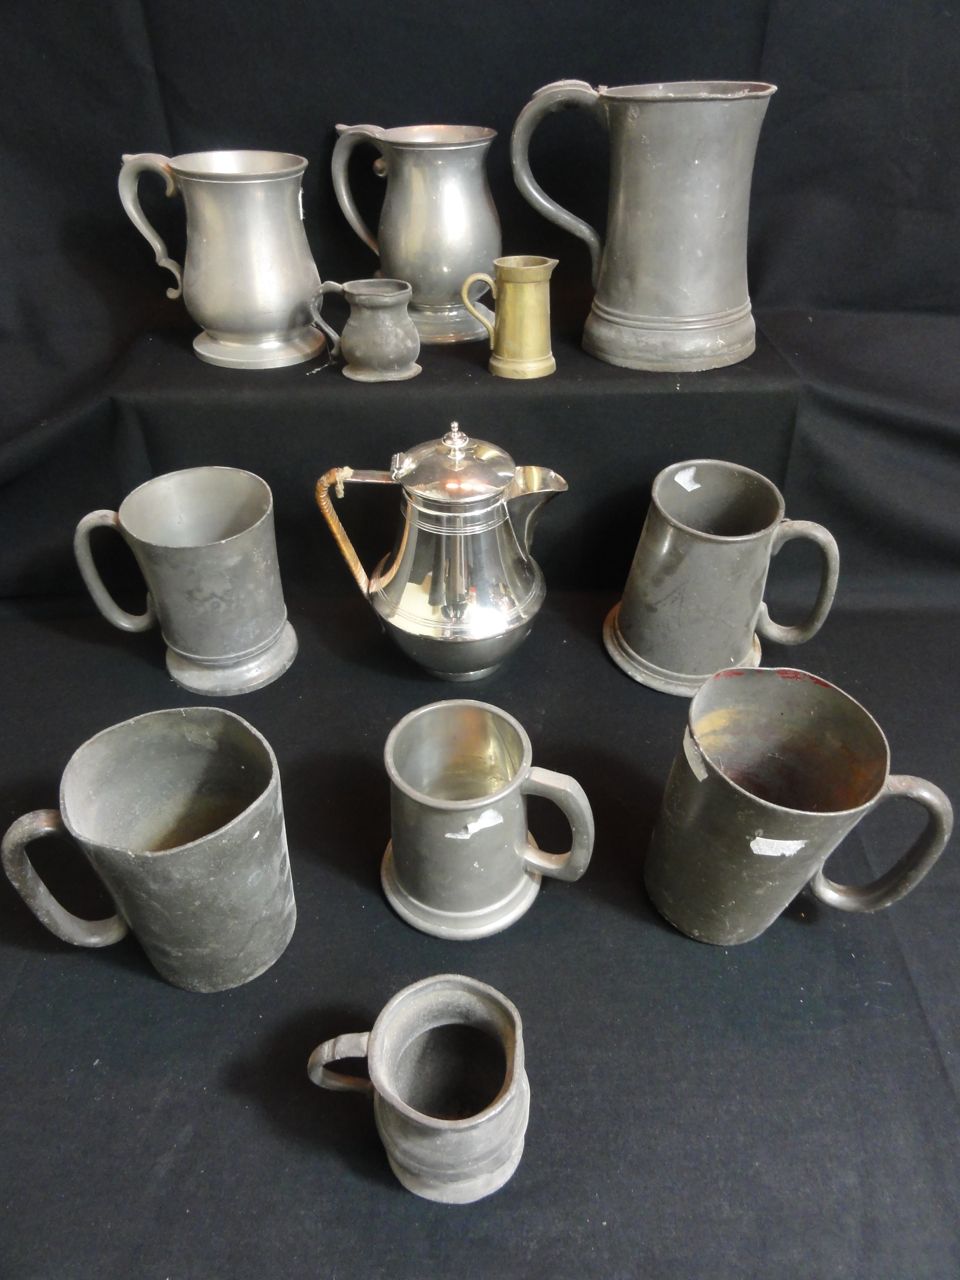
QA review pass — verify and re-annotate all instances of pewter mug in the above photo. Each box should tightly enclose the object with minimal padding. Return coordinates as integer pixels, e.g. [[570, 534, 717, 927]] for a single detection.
[[119, 150, 324, 368], [381, 700, 594, 939], [644, 668, 954, 945], [75, 466, 297, 696], [604, 459, 839, 695], [511, 81, 776, 371], [331, 124, 501, 343], [461, 255, 558, 379], [310, 278, 421, 381], [308, 974, 529, 1203], [1, 707, 296, 991]]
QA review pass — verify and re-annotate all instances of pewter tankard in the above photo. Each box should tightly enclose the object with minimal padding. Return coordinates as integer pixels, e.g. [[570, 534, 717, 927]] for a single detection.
[[119, 150, 324, 368], [310, 278, 421, 381], [511, 81, 776, 371], [331, 124, 501, 342]]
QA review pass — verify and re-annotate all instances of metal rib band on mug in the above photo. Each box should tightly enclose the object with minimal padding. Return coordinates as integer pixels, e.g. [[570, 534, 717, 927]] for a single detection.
[[603, 459, 840, 695], [644, 667, 953, 945]]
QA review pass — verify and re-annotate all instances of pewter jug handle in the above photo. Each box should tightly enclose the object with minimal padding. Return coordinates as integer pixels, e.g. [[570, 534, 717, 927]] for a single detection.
[[307, 1032, 374, 1094], [757, 519, 840, 645], [1, 809, 129, 948], [520, 766, 595, 882], [331, 125, 388, 257], [510, 81, 605, 288], [810, 775, 953, 912], [117, 153, 183, 298], [74, 509, 157, 632], [460, 272, 497, 344], [309, 282, 345, 358]]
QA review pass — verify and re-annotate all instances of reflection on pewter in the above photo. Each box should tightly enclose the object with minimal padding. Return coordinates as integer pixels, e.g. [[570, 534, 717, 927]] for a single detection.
[[461, 255, 558, 379], [315, 422, 566, 679], [310, 278, 421, 381]]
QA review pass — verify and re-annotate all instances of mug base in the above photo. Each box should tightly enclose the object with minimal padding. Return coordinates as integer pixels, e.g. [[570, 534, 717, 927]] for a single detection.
[[602, 604, 760, 696], [381, 840, 541, 939], [193, 327, 326, 369], [165, 621, 299, 696], [426, 664, 501, 682], [583, 301, 756, 372], [411, 302, 492, 344], [488, 352, 556, 380], [383, 1126, 527, 1204], [342, 361, 422, 382]]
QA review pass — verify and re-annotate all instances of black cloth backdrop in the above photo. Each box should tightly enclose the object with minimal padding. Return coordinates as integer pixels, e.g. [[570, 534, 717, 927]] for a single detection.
[[1, 3, 959, 1278]]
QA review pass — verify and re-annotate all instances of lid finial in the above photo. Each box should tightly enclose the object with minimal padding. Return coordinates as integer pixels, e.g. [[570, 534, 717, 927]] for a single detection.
[[442, 422, 470, 456]]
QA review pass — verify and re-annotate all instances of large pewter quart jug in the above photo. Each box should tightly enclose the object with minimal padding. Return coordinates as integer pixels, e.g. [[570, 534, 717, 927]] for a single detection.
[[119, 150, 324, 368], [511, 80, 776, 371], [316, 423, 566, 679]]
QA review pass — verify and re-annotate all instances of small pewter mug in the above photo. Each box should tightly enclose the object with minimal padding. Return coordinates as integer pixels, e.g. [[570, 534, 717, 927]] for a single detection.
[[75, 466, 297, 696], [381, 700, 594, 939], [332, 123, 501, 343], [119, 150, 324, 368], [461, 255, 558, 379], [604, 459, 840, 695], [645, 668, 954, 945], [308, 974, 529, 1203], [310, 278, 421, 381], [1, 707, 296, 991]]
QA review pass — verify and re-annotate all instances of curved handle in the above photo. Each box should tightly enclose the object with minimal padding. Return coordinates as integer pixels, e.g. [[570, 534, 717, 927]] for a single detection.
[[331, 125, 387, 257], [461, 273, 496, 345], [510, 80, 605, 287], [118, 153, 183, 299], [810, 775, 953, 912], [1, 809, 129, 948], [310, 281, 345, 358], [520, 765, 595, 882], [307, 1031, 373, 1094], [74, 510, 156, 632], [757, 519, 840, 646]]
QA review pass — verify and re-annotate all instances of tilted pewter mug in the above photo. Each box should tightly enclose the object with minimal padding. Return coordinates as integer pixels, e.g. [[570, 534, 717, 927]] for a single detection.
[[1, 707, 296, 991], [381, 700, 595, 939], [310, 278, 421, 381], [644, 668, 954, 945], [604, 459, 840, 695], [308, 974, 529, 1203], [461, 255, 558, 379], [75, 466, 297, 696], [119, 150, 324, 368], [332, 124, 501, 343], [512, 80, 776, 371]]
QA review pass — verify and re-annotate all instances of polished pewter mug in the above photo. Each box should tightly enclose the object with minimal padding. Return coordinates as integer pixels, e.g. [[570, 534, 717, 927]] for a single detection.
[[119, 150, 324, 368], [645, 668, 954, 945], [1, 707, 296, 991], [461, 255, 558, 379], [310, 278, 421, 381], [308, 974, 529, 1203], [75, 466, 297, 696], [332, 124, 501, 343], [511, 81, 776, 370], [604, 460, 839, 695], [381, 700, 594, 939]]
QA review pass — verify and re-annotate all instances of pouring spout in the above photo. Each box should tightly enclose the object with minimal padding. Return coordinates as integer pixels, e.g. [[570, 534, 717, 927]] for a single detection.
[[505, 466, 568, 555]]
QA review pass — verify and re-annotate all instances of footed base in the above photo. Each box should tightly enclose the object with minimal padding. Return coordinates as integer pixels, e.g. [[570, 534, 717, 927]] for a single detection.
[[342, 362, 421, 383], [193, 327, 325, 369], [165, 621, 298, 695], [411, 301, 492, 344], [602, 605, 760, 696], [583, 302, 757, 372]]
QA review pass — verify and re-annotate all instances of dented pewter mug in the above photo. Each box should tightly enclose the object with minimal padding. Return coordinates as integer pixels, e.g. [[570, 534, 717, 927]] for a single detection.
[[75, 466, 297, 696], [119, 150, 324, 368], [461, 255, 558, 379], [644, 668, 954, 945], [604, 459, 840, 695], [381, 700, 594, 939], [1, 707, 296, 991], [308, 974, 529, 1203], [310, 278, 421, 381]]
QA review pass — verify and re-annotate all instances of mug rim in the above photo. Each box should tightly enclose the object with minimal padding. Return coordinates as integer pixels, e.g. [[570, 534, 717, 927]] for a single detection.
[[118, 465, 274, 549], [601, 81, 777, 102], [650, 458, 785, 543], [374, 124, 496, 148], [169, 150, 307, 179]]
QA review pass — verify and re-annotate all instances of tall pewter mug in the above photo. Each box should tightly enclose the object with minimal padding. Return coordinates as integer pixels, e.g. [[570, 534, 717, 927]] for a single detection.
[[1, 707, 296, 991], [74, 466, 298, 695], [308, 974, 529, 1203], [511, 80, 776, 371], [645, 668, 953, 945], [604, 459, 840, 695], [119, 150, 324, 368]]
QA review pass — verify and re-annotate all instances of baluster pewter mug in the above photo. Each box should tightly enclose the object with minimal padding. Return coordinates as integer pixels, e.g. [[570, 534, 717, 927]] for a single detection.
[[332, 124, 501, 342], [511, 80, 776, 371], [119, 150, 324, 368], [310, 278, 421, 381], [461, 255, 559, 379]]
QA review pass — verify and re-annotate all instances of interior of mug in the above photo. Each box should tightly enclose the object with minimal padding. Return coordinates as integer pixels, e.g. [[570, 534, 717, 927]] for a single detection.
[[389, 703, 526, 802], [62, 708, 274, 852], [691, 669, 889, 812], [170, 150, 306, 177], [120, 467, 270, 547], [653, 460, 783, 538], [604, 82, 776, 101], [380, 125, 495, 146]]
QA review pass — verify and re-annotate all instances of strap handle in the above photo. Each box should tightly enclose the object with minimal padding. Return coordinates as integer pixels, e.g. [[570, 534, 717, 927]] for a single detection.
[[460, 272, 496, 345], [520, 766, 595, 882], [307, 1032, 373, 1093], [757, 519, 840, 646], [331, 125, 387, 257], [74, 509, 156, 632], [309, 281, 345, 358], [117, 153, 183, 298]]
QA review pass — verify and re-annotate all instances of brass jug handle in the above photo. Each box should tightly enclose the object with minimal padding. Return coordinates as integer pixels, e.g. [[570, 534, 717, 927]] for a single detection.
[[331, 125, 387, 258], [118, 153, 183, 298], [316, 467, 395, 596], [460, 273, 496, 345]]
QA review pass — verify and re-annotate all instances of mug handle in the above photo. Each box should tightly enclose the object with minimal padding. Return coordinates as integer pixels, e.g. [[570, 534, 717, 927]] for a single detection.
[[74, 509, 156, 633], [1, 810, 129, 947], [810, 775, 953, 912], [117, 153, 183, 298], [309, 281, 344, 358], [757, 519, 840, 645], [307, 1032, 373, 1094], [331, 125, 387, 257], [520, 766, 595, 882], [460, 273, 496, 345]]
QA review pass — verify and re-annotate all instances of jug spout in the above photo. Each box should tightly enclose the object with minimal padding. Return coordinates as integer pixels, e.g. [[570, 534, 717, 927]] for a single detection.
[[505, 466, 567, 555]]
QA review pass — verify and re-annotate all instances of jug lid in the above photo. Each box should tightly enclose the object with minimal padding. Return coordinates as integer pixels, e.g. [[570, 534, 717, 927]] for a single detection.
[[391, 423, 515, 503]]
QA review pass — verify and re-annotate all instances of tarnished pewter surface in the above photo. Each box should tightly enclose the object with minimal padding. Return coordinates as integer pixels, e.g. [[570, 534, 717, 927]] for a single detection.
[[311, 278, 421, 381]]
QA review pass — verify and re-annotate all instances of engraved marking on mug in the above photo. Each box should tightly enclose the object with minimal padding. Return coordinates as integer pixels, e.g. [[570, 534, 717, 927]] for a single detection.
[[750, 835, 807, 857], [445, 809, 504, 840], [683, 729, 708, 781], [674, 466, 701, 493]]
